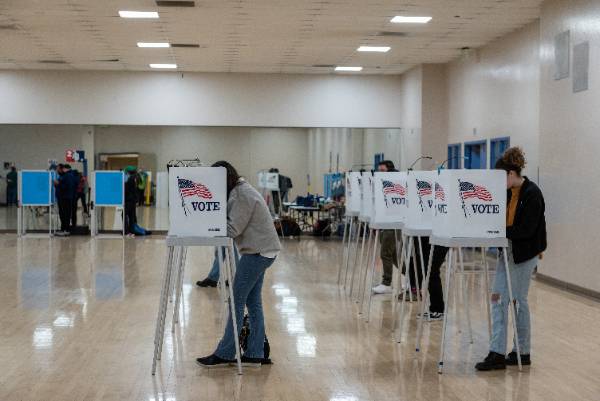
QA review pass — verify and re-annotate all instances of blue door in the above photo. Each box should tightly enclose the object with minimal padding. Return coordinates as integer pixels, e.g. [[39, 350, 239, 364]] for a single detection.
[[447, 144, 461, 169], [374, 153, 384, 169], [490, 137, 510, 167], [464, 140, 487, 169]]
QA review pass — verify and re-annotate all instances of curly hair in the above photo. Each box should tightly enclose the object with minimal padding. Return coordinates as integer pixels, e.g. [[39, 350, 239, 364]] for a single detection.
[[495, 146, 526, 175]]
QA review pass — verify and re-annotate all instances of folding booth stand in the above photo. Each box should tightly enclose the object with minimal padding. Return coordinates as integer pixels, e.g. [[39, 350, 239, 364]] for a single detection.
[[152, 166, 244, 375], [361, 171, 408, 322], [347, 172, 373, 298], [91, 171, 125, 237], [17, 170, 55, 237], [414, 169, 523, 373]]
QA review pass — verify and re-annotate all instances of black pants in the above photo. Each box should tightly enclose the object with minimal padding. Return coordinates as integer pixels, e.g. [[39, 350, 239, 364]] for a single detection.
[[75, 191, 88, 214], [138, 189, 145, 206], [409, 237, 448, 314], [125, 203, 137, 234], [58, 198, 72, 232]]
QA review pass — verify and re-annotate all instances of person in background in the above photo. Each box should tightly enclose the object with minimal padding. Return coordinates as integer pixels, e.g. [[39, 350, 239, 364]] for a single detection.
[[75, 172, 89, 217], [196, 161, 281, 368], [137, 170, 147, 206], [6, 166, 18, 206], [196, 246, 240, 288], [372, 160, 399, 295], [55, 164, 76, 236], [124, 166, 138, 237], [476, 147, 547, 371]]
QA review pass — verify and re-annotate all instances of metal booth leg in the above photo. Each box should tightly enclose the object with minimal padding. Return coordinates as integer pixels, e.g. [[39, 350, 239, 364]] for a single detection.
[[152, 245, 175, 375], [416, 244, 435, 351], [438, 247, 455, 374], [347, 221, 363, 295], [391, 232, 406, 332], [358, 228, 374, 310], [172, 246, 188, 330], [458, 247, 473, 344], [396, 236, 414, 343], [342, 217, 355, 289], [351, 221, 368, 300], [222, 242, 243, 375], [337, 217, 349, 285], [364, 229, 380, 323]]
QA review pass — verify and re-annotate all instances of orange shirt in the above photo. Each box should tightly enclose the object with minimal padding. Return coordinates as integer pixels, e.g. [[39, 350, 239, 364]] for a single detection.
[[507, 186, 521, 227]]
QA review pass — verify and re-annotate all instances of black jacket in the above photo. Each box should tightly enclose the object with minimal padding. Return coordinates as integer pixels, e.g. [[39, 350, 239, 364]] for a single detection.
[[506, 177, 547, 264]]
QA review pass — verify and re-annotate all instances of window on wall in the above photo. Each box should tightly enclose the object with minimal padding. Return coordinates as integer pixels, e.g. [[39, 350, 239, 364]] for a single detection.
[[447, 144, 461, 169], [374, 153, 384, 169], [464, 140, 488, 169], [490, 137, 510, 168]]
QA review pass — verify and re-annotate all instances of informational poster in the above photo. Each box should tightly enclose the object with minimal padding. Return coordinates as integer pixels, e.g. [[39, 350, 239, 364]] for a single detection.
[[345, 172, 361, 215], [405, 170, 435, 230], [432, 169, 506, 238], [168, 167, 227, 237], [371, 171, 408, 226]]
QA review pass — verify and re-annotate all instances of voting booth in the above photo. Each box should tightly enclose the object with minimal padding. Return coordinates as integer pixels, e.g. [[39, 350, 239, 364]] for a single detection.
[[337, 171, 361, 288], [432, 169, 506, 238], [345, 172, 361, 216], [168, 167, 227, 237], [18, 170, 55, 236], [358, 172, 374, 222], [153, 166, 242, 375], [405, 170, 435, 230], [371, 171, 408, 227], [91, 171, 125, 236]]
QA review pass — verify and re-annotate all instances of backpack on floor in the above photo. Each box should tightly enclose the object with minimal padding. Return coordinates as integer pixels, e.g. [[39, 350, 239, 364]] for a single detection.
[[239, 314, 271, 364]]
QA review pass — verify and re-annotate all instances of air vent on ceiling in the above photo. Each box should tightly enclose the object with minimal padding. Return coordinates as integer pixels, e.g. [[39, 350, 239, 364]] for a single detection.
[[171, 43, 201, 48], [38, 60, 67, 64], [376, 31, 409, 37], [156, 1, 196, 6], [312, 64, 335, 68]]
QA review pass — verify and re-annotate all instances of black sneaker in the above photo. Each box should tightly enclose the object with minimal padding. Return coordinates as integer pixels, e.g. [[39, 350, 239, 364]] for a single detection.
[[506, 352, 531, 366], [240, 356, 262, 367], [475, 352, 506, 371], [196, 278, 218, 288], [195, 354, 234, 368]]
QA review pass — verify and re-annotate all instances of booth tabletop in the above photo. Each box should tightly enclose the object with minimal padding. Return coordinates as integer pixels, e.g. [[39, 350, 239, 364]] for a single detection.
[[429, 236, 508, 248], [402, 227, 432, 237], [370, 222, 404, 230]]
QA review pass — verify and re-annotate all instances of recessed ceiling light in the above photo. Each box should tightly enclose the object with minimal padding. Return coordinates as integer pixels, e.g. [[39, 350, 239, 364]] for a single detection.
[[335, 66, 363, 72], [390, 16, 432, 24], [149, 63, 177, 69], [357, 46, 391, 53], [119, 11, 160, 19], [137, 42, 170, 48]]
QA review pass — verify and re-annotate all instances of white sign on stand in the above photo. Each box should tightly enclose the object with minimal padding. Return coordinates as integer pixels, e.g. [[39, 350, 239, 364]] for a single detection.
[[371, 171, 408, 226], [257, 171, 279, 190], [168, 167, 227, 237], [345, 172, 361, 216], [406, 170, 435, 230], [432, 169, 506, 238]]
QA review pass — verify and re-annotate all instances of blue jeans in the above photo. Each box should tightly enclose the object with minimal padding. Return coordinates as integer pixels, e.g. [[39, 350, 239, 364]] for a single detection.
[[215, 254, 275, 359], [490, 244, 538, 355], [207, 246, 239, 282]]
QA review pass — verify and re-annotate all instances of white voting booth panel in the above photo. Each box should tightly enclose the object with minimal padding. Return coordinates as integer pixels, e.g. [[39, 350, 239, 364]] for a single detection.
[[406, 170, 435, 230], [257, 171, 279, 190], [359, 172, 374, 222], [168, 167, 227, 237], [345, 172, 361, 215], [433, 169, 506, 238], [371, 172, 408, 226]]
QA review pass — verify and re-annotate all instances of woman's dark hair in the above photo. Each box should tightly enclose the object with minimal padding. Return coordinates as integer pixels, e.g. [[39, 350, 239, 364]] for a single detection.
[[212, 160, 240, 196], [378, 160, 396, 171], [495, 147, 526, 175]]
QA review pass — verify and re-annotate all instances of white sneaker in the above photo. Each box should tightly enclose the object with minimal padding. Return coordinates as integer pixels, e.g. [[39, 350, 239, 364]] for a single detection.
[[372, 284, 392, 294]]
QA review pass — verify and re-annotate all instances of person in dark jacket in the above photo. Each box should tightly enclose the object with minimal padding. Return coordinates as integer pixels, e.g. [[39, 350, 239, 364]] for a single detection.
[[124, 166, 138, 237], [476, 147, 547, 371], [55, 164, 77, 236]]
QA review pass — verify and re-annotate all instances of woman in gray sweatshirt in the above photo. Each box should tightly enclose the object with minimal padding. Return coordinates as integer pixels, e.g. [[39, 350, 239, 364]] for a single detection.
[[197, 161, 281, 368]]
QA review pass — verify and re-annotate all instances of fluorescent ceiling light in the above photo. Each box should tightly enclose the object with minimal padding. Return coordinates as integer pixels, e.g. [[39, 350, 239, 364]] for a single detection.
[[137, 42, 170, 48], [335, 66, 363, 72], [357, 46, 391, 53], [149, 63, 177, 69], [391, 16, 432, 23], [119, 11, 159, 19]]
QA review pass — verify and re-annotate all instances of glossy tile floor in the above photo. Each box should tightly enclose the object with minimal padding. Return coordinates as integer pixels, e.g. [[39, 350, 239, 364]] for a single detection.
[[1, 235, 599, 401]]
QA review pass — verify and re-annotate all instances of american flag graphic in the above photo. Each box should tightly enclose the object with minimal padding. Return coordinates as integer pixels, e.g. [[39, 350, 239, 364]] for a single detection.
[[382, 180, 406, 196], [178, 178, 213, 199], [435, 183, 445, 201], [459, 181, 492, 201], [416, 180, 432, 197]]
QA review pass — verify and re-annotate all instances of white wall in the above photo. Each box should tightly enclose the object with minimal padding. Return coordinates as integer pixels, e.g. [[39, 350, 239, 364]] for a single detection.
[[94, 126, 309, 198], [421, 64, 449, 165], [445, 21, 540, 177], [0, 125, 93, 171], [538, 0, 600, 292], [0, 70, 408, 128]]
